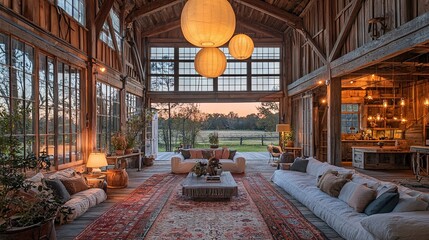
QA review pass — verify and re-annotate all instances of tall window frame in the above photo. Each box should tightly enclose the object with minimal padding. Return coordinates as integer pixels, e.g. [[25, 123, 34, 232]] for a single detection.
[[341, 104, 360, 134], [100, 10, 122, 50], [96, 82, 120, 152], [56, 0, 85, 25]]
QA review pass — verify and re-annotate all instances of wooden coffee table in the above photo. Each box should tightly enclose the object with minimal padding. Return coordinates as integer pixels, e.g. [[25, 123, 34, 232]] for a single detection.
[[182, 171, 238, 199]]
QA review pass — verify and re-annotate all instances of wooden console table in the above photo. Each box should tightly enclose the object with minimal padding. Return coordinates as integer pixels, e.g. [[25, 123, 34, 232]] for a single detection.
[[352, 146, 412, 170], [106, 151, 145, 171], [283, 147, 302, 158]]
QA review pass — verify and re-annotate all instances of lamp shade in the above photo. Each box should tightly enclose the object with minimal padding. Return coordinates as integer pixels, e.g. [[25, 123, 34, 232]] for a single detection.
[[228, 34, 254, 60], [194, 47, 227, 78], [181, 0, 236, 47], [86, 152, 108, 168], [276, 124, 291, 132]]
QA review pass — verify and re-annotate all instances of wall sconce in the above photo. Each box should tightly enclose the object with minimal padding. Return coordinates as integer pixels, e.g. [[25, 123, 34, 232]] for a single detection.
[[321, 98, 327, 104], [424, 98, 429, 107]]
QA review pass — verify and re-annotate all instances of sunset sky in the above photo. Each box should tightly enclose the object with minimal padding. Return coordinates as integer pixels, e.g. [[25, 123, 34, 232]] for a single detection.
[[198, 102, 260, 117]]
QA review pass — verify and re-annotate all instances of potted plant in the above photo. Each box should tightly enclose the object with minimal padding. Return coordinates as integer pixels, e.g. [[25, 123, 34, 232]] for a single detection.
[[111, 132, 127, 155], [0, 107, 61, 239], [208, 132, 219, 148], [284, 130, 294, 147]]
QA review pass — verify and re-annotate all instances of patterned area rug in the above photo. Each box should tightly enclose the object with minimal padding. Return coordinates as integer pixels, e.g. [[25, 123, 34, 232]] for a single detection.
[[75, 173, 326, 240]]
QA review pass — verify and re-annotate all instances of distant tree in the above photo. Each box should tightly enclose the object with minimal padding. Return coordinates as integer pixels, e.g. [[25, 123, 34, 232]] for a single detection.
[[256, 102, 279, 131]]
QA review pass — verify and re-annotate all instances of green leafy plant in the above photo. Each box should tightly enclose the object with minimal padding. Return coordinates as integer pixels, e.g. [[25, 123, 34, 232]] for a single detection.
[[208, 132, 219, 145], [111, 132, 127, 151], [0, 106, 62, 232], [125, 114, 145, 149]]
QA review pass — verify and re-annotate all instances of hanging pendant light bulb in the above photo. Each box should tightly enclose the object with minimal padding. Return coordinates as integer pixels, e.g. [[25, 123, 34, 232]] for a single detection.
[[400, 98, 405, 106], [181, 0, 236, 47], [194, 47, 227, 78], [383, 99, 388, 108], [425, 98, 429, 107], [228, 34, 254, 60]]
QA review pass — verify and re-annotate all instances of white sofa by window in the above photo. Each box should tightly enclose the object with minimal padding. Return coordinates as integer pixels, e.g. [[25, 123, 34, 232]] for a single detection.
[[171, 148, 246, 174], [271, 157, 429, 240]]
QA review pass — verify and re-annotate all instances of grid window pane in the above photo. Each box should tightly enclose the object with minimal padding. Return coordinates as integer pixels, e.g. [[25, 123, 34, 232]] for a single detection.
[[341, 104, 359, 133], [96, 82, 120, 152], [151, 47, 174, 60], [251, 76, 280, 91], [218, 76, 247, 91], [56, 0, 85, 25], [178, 77, 213, 91]]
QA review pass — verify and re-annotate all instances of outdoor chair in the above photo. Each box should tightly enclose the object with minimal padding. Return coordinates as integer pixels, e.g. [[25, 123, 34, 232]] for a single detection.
[[267, 145, 282, 164]]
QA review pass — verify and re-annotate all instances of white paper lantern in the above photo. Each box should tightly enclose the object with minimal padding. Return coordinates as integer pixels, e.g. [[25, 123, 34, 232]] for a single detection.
[[194, 48, 227, 78], [228, 34, 254, 60], [181, 0, 236, 47]]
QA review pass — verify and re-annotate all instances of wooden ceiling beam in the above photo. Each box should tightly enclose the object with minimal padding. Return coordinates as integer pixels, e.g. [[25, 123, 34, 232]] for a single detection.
[[95, 0, 115, 39], [148, 91, 283, 103], [235, 0, 303, 28], [126, 0, 182, 23], [236, 17, 283, 39], [329, 0, 363, 61], [141, 19, 181, 37]]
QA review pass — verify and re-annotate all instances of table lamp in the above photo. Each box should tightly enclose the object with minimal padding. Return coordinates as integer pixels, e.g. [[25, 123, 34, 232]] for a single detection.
[[276, 124, 291, 148], [86, 152, 108, 175]]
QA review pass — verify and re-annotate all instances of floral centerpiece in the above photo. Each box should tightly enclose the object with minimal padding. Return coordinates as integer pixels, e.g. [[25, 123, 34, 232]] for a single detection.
[[192, 161, 207, 177], [111, 132, 127, 155]]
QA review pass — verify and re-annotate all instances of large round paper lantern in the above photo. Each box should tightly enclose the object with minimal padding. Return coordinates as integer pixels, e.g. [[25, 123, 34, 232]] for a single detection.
[[194, 48, 227, 78], [181, 0, 236, 47], [228, 34, 254, 60]]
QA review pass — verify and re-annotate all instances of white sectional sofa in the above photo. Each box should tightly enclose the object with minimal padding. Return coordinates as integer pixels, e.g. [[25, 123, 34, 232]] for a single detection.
[[171, 148, 246, 173], [271, 157, 429, 240]]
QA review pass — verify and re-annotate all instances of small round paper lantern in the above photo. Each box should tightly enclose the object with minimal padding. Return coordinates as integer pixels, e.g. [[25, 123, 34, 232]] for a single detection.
[[194, 48, 227, 78], [181, 0, 236, 47], [228, 34, 254, 60]]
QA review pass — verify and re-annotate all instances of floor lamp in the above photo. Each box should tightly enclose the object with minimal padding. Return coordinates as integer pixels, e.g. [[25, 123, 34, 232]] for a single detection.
[[276, 124, 291, 150]]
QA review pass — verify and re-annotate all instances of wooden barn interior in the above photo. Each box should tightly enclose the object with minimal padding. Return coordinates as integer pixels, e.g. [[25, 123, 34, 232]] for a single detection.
[[1, 0, 429, 239]]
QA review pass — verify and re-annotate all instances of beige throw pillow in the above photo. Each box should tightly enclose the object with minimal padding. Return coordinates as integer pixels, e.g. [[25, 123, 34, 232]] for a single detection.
[[347, 184, 376, 212], [60, 176, 89, 195], [319, 172, 348, 197]]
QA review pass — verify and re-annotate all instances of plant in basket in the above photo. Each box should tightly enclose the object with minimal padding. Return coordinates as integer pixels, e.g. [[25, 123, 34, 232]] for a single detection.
[[111, 132, 127, 155]]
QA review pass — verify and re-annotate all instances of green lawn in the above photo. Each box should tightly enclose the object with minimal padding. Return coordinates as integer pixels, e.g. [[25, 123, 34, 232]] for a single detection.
[[158, 144, 269, 152]]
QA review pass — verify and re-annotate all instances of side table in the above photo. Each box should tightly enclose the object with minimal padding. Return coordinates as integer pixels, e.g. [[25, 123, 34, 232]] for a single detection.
[[83, 174, 107, 192]]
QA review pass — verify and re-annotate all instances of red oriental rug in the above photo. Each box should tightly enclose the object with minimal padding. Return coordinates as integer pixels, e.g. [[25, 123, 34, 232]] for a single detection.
[[75, 173, 326, 240]]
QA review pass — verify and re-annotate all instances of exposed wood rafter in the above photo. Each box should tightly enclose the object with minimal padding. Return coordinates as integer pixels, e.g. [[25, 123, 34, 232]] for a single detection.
[[126, 0, 182, 23], [329, 0, 363, 61], [237, 17, 283, 39], [95, 0, 115, 39], [141, 19, 181, 37], [237, 0, 327, 64]]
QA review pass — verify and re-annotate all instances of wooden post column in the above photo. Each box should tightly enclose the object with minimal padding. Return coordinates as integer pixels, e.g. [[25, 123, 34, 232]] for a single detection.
[[327, 75, 342, 166]]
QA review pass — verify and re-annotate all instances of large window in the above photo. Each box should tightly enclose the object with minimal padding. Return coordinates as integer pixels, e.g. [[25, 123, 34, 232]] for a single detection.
[[341, 104, 359, 133], [0, 35, 36, 157], [1, 33, 82, 166], [126, 92, 141, 119], [56, 0, 85, 25], [100, 10, 121, 50], [96, 82, 120, 152], [149, 46, 281, 92]]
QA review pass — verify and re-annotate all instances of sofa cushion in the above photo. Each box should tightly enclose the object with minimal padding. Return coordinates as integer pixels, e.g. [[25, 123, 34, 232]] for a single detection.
[[360, 211, 429, 240], [202, 150, 213, 159], [290, 159, 309, 173], [318, 171, 348, 197], [228, 150, 237, 159], [189, 149, 203, 159], [351, 174, 380, 189], [392, 195, 428, 212], [376, 183, 398, 198], [61, 175, 89, 195], [306, 158, 325, 177], [364, 192, 399, 215], [214, 149, 223, 159], [344, 183, 376, 213], [221, 148, 230, 159], [180, 149, 191, 159], [44, 178, 71, 203]]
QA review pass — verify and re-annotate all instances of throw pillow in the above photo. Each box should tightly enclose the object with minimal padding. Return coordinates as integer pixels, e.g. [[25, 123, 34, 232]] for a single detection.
[[189, 149, 203, 159], [290, 159, 309, 173], [376, 184, 398, 198], [180, 149, 191, 159], [338, 181, 360, 203], [228, 150, 237, 160], [360, 211, 429, 240], [214, 149, 223, 159], [392, 195, 428, 212], [347, 184, 376, 212], [317, 169, 338, 187], [272, 146, 281, 153], [364, 192, 399, 215], [60, 176, 89, 195], [44, 178, 71, 203], [318, 172, 348, 197], [202, 150, 213, 159], [221, 148, 230, 159]]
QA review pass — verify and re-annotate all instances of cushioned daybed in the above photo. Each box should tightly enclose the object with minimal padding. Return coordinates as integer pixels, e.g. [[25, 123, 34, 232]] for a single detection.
[[171, 148, 246, 173], [271, 157, 429, 240]]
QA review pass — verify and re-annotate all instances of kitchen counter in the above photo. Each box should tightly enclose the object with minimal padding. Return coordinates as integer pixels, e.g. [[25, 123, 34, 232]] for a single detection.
[[352, 146, 412, 170]]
